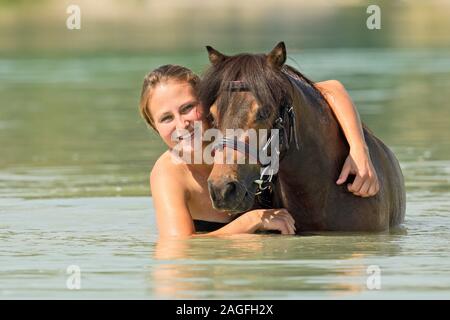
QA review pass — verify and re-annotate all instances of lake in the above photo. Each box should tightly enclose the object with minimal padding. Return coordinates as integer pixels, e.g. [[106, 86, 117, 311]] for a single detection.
[[1, 48, 449, 299]]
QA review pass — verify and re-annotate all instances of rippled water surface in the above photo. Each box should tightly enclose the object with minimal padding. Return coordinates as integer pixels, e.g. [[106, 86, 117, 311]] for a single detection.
[[1, 49, 450, 299]]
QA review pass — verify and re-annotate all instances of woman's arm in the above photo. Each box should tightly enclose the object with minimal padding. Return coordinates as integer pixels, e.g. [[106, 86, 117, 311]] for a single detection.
[[150, 160, 295, 239], [316, 80, 379, 197], [193, 208, 296, 237], [150, 161, 195, 238]]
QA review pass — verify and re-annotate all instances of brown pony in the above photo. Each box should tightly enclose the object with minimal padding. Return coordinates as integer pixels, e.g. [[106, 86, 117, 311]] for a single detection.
[[199, 42, 405, 232]]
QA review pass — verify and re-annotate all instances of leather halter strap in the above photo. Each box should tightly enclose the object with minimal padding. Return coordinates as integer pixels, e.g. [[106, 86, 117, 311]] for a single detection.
[[211, 80, 299, 194]]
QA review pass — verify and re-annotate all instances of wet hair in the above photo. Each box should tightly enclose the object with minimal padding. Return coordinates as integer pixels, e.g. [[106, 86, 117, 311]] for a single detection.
[[198, 54, 322, 123], [139, 64, 200, 131]]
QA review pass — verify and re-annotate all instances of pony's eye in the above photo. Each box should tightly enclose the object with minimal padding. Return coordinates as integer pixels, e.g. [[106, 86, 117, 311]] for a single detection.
[[207, 113, 218, 127], [255, 108, 270, 122]]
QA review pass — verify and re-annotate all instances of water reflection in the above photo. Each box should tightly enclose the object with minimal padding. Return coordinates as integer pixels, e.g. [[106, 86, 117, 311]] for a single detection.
[[150, 233, 403, 299]]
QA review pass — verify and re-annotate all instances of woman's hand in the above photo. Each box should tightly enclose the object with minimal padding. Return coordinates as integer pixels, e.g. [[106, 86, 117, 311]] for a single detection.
[[251, 208, 296, 235], [336, 146, 380, 197]]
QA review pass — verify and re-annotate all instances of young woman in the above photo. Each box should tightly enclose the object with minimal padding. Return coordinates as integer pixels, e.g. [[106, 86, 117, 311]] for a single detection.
[[140, 65, 379, 239]]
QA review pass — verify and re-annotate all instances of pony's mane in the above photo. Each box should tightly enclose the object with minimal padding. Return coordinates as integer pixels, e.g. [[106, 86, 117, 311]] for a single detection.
[[198, 53, 328, 123]]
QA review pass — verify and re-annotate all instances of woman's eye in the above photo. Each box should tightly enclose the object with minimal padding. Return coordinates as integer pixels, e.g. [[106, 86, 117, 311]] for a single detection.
[[181, 104, 195, 114], [160, 116, 173, 123]]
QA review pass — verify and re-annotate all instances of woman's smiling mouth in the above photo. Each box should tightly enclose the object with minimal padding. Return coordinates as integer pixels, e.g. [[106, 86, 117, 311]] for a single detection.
[[177, 130, 194, 141]]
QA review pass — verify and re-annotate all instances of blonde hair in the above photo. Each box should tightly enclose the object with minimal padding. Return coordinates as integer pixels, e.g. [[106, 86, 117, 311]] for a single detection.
[[139, 64, 200, 131]]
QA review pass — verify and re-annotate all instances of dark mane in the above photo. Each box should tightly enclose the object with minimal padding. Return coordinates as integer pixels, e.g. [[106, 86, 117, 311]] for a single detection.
[[198, 53, 328, 123]]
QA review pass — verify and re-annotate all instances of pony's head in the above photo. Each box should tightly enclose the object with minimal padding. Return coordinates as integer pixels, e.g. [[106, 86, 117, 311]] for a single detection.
[[199, 42, 291, 213]]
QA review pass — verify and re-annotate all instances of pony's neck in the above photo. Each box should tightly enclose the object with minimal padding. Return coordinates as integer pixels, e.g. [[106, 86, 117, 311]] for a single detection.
[[278, 77, 349, 192]]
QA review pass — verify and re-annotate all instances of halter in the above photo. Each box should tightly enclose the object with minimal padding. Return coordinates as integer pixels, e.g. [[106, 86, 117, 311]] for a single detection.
[[211, 80, 299, 195]]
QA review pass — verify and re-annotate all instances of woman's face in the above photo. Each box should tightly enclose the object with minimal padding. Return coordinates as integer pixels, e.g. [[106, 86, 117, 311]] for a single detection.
[[148, 80, 205, 149]]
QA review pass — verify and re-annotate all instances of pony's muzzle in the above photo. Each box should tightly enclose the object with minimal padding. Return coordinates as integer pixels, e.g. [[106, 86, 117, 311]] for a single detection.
[[207, 178, 241, 210]]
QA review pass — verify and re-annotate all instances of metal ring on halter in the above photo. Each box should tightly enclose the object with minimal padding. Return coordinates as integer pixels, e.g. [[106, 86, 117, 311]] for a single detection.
[[211, 137, 259, 163], [253, 152, 278, 195]]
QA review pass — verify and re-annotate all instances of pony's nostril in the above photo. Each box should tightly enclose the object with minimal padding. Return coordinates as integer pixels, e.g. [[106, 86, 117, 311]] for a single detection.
[[208, 181, 218, 202], [222, 181, 237, 200]]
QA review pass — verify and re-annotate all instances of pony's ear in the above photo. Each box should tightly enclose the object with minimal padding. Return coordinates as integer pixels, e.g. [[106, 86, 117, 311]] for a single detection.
[[267, 41, 286, 69], [206, 46, 227, 65]]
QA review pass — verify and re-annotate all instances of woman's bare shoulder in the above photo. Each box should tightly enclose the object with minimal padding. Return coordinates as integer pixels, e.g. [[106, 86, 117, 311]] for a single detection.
[[150, 151, 188, 190], [150, 152, 195, 238]]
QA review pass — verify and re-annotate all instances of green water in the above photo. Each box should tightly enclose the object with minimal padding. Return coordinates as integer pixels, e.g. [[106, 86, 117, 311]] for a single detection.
[[1, 49, 450, 299]]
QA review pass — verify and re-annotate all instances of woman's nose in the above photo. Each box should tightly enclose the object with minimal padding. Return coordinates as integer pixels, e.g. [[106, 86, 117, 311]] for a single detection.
[[176, 117, 191, 130]]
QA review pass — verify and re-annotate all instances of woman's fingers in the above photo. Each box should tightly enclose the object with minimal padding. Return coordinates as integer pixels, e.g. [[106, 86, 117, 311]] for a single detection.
[[281, 213, 296, 234], [278, 210, 296, 233], [341, 148, 380, 197], [260, 209, 296, 235], [367, 178, 380, 196], [367, 182, 378, 197], [282, 219, 295, 235], [336, 160, 352, 185], [276, 219, 290, 235], [287, 218, 296, 233], [358, 180, 372, 197], [276, 216, 294, 234], [271, 209, 293, 224], [270, 216, 295, 235], [350, 170, 380, 197], [286, 220, 296, 234], [349, 170, 379, 197], [348, 175, 363, 194], [280, 209, 295, 225]]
